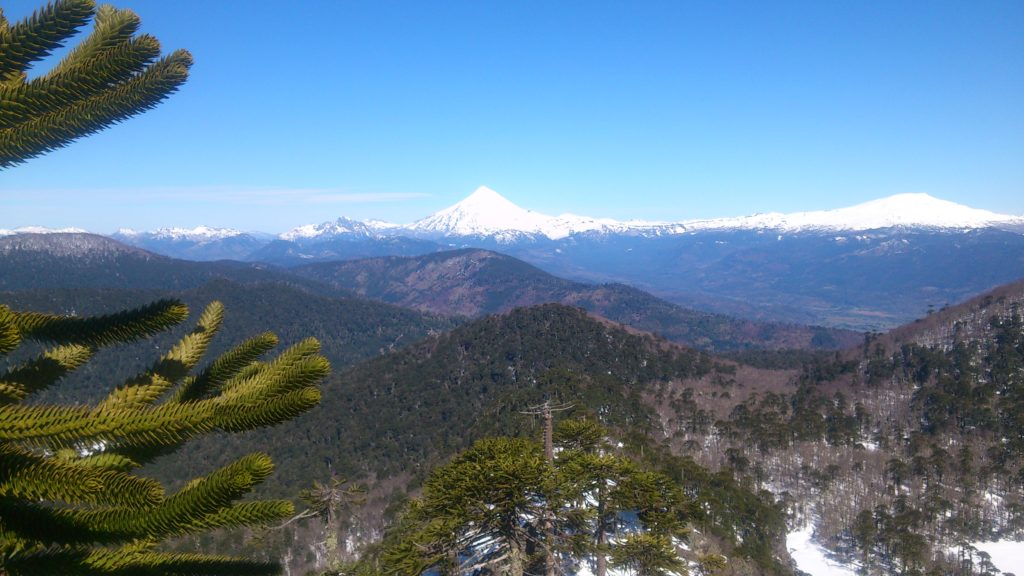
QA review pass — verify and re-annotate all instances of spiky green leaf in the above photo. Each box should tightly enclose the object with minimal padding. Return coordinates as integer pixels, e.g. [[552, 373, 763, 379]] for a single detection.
[[0, 0, 94, 77]]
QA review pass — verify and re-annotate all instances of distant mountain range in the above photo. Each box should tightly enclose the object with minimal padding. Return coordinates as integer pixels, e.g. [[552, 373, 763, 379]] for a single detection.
[[12, 186, 1023, 252], [6, 188, 1024, 330], [293, 248, 860, 351], [0, 233, 852, 352]]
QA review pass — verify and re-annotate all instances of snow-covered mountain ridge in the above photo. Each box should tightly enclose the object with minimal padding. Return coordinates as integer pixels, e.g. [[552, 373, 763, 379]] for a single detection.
[[279, 217, 397, 241], [6, 187, 1020, 242], [289, 187, 1024, 242], [0, 226, 89, 236], [113, 226, 245, 241], [682, 192, 1024, 233]]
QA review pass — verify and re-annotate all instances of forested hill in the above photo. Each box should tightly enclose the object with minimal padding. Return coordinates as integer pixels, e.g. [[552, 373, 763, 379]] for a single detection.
[[0, 232, 346, 297], [144, 303, 792, 574], [0, 280, 454, 404], [649, 277, 1024, 575], [875, 276, 1024, 352], [294, 248, 860, 351], [326, 303, 724, 477], [149, 303, 726, 488]]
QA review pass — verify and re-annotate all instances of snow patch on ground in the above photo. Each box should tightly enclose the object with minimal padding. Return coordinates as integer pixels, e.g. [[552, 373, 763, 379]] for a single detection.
[[574, 562, 627, 576], [973, 540, 1024, 575], [787, 525, 859, 576]]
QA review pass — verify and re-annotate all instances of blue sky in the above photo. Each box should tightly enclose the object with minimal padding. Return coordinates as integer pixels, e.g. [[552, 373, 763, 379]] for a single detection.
[[3, 0, 1022, 233]]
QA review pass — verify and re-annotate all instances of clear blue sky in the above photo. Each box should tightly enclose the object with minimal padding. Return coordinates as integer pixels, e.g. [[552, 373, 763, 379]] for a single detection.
[[3, 0, 1022, 233]]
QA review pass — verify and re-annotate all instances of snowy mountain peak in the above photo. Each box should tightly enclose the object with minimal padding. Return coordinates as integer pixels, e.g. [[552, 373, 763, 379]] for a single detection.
[[461, 185, 517, 209], [279, 217, 388, 241], [409, 185, 553, 239], [683, 193, 1024, 232], [838, 193, 1000, 224]]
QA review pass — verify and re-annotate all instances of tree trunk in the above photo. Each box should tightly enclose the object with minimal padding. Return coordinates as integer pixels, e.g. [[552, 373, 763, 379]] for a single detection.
[[543, 402, 556, 576], [596, 493, 608, 576], [596, 528, 607, 576], [508, 540, 526, 576]]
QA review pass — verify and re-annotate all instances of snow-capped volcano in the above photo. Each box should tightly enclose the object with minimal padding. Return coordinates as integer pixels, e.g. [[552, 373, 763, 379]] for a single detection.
[[682, 193, 1024, 232], [407, 186, 648, 241], [408, 186, 552, 239]]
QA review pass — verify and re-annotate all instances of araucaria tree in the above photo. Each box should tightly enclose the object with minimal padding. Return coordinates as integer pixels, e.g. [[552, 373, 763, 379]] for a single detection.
[[1, 0, 192, 167], [379, 420, 690, 576], [382, 437, 549, 576], [1, 2, 332, 574], [554, 419, 689, 576], [0, 300, 330, 574]]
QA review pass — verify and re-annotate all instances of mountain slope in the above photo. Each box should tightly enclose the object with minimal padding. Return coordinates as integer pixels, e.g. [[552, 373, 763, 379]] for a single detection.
[[142, 303, 791, 574], [516, 227, 1024, 330], [139, 280, 1024, 576], [293, 248, 860, 351], [0, 279, 454, 404], [861, 276, 1024, 352], [0, 232, 346, 297], [645, 277, 1024, 576], [112, 227, 270, 261], [247, 236, 442, 266]]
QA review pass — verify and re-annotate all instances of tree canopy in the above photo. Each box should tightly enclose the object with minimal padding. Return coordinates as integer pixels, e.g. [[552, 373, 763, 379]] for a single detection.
[[375, 420, 690, 576]]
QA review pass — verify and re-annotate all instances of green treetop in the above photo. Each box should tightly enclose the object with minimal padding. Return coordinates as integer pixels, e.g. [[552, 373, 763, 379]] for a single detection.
[[376, 419, 689, 576]]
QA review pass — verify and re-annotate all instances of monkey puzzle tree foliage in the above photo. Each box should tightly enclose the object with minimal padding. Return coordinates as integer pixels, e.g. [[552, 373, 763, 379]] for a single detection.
[[0, 0, 191, 168], [608, 533, 686, 576], [0, 3, 338, 574], [0, 299, 330, 574], [377, 421, 689, 576], [381, 437, 549, 576], [553, 419, 688, 576]]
